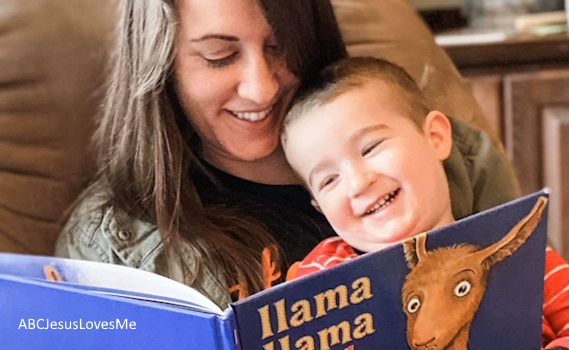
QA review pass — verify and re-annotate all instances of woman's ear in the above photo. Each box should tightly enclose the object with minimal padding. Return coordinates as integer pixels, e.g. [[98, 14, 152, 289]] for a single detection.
[[310, 199, 322, 214], [423, 111, 453, 161]]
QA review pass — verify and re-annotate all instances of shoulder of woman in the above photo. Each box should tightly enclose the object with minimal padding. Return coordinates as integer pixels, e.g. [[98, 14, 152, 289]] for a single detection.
[[55, 192, 167, 275], [55, 194, 234, 308], [445, 116, 521, 216], [447, 116, 486, 155]]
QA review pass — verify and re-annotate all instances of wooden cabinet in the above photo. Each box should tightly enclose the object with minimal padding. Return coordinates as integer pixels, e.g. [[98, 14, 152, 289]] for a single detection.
[[443, 33, 569, 259]]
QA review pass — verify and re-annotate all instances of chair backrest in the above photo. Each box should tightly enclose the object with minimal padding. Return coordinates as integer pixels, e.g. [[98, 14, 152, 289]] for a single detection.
[[0, 0, 118, 254]]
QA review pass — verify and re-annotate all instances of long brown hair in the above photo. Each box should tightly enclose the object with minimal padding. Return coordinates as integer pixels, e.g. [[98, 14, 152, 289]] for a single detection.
[[92, 0, 346, 299]]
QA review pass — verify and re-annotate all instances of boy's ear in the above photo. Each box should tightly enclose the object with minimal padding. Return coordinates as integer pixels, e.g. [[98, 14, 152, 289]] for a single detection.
[[310, 199, 322, 213], [423, 111, 452, 161]]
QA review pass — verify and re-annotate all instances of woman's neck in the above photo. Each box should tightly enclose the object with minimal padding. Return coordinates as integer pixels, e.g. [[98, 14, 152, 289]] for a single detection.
[[203, 146, 301, 186]]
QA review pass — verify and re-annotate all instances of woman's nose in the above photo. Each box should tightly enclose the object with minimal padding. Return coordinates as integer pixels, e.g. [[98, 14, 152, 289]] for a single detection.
[[237, 53, 280, 105]]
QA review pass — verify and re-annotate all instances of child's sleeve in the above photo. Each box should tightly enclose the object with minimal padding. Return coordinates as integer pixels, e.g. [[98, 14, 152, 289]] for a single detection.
[[293, 237, 359, 279], [542, 248, 569, 348]]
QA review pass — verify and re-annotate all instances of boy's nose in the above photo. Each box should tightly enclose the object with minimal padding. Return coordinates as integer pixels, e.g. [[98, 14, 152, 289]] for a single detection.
[[346, 165, 375, 199]]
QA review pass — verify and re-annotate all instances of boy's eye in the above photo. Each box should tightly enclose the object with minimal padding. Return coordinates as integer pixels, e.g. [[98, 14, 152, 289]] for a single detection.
[[319, 175, 338, 191], [362, 140, 383, 157], [204, 52, 238, 68]]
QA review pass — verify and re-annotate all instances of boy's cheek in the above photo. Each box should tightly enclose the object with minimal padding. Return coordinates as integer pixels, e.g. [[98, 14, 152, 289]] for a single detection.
[[320, 200, 353, 233], [369, 149, 407, 177]]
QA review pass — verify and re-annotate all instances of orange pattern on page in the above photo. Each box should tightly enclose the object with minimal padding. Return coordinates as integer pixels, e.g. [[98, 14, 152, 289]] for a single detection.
[[228, 283, 248, 301], [262, 247, 281, 289], [43, 265, 62, 282], [229, 246, 283, 301]]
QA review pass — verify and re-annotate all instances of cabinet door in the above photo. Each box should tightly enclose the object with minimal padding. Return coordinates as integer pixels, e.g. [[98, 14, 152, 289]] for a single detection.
[[543, 107, 569, 258], [503, 69, 569, 258], [468, 75, 503, 139]]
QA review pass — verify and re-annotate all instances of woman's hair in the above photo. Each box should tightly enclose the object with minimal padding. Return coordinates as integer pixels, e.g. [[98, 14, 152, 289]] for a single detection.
[[282, 57, 430, 147], [91, 0, 347, 298]]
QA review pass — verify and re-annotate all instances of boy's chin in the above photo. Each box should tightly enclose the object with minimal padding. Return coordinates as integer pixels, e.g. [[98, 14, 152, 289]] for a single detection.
[[355, 240, 399, 254], [363, 231, 419, 253]]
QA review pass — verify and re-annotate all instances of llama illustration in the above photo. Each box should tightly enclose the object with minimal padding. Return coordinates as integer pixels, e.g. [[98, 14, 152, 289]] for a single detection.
[[401, 196, 547, 350]]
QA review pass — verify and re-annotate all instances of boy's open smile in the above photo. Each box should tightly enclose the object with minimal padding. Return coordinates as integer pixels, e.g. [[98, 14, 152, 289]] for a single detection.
[[362, 188, 401, 217]]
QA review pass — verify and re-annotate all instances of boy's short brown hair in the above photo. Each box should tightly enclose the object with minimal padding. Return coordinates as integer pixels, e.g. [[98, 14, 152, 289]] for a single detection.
[[282, 57, 430, 145]]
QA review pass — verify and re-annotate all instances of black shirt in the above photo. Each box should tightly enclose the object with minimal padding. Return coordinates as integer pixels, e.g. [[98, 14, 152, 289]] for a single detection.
[[192, 163, 337, 269]]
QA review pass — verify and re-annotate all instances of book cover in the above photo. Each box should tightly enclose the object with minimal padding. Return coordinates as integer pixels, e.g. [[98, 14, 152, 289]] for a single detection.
[[0, 191, 549, 350], [231, 191, 548, 350]]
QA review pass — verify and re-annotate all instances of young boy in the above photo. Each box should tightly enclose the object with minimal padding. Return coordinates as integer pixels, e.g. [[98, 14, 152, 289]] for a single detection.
[[281, 57, 569, 350]]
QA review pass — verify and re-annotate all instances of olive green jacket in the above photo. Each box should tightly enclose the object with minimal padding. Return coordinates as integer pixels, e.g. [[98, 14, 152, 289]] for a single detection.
[[445, 117, 520, 220]]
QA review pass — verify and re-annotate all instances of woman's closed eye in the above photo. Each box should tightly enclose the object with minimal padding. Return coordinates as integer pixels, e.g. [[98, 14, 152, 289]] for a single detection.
[[204, 51, 239, 68], [362, 139, 384, 157], [264, 34, 283, 56], [264, 43, 283, 57]]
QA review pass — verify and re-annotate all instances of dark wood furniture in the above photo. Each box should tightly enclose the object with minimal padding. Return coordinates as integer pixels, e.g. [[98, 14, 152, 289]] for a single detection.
[[442, 32, 569, 259]]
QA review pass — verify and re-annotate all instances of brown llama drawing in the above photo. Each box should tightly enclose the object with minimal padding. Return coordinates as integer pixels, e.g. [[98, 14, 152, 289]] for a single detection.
[[401, 196, 547, 350]]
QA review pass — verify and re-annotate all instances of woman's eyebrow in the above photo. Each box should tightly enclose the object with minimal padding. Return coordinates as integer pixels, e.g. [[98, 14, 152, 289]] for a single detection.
[[190, 34, 239, 43]]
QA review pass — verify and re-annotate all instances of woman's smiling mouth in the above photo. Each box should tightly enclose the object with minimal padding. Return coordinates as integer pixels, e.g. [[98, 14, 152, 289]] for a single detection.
[[363, 188, 401, 216], [230, 104, 274, 122]]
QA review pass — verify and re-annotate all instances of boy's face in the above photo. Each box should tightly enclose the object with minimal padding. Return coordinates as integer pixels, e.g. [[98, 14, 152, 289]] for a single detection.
[[284, 82, 455, 252]]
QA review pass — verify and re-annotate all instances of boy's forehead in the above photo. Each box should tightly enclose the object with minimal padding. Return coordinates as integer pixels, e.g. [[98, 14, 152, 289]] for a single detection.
[[327, 81, 402, 112], [284, 80, 410, 156], [287, 81, 405, 144], [285, 85, 399, 156], [311, 82, 403, 123]]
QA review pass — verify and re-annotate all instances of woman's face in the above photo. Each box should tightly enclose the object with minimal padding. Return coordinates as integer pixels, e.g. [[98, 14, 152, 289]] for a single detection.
[[174, 0, 300, 165]]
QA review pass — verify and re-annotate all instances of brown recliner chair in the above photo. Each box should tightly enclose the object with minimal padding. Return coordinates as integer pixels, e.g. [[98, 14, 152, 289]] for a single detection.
[[0, 0, 117, 254], [0, 0, 517, 256]]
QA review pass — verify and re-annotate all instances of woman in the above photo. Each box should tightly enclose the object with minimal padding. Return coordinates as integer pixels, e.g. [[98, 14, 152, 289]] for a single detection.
[[56, 0, 347, 307]]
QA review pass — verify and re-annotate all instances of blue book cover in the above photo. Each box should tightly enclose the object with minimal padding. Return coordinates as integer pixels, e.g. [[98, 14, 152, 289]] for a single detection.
[[0, 191, 549, 350]]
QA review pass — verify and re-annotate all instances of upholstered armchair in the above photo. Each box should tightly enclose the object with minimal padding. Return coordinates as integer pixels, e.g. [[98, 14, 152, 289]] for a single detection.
[[0, 0, 117, 254]]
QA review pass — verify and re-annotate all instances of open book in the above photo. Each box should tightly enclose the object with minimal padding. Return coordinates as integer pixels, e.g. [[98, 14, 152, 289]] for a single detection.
[[0, 191, 549, 350]]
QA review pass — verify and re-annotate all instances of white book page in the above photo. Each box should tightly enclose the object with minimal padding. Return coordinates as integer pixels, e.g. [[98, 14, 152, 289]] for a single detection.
[[0, 253, 224, 315]]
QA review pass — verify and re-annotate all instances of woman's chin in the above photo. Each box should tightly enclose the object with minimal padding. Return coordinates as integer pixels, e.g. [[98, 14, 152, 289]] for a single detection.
[[223, 140, 280, 163], [238, 142, 279, 161]]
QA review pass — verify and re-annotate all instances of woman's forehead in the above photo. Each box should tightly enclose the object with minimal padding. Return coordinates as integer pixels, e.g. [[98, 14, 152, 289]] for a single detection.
[[177, 0, 271, 37]]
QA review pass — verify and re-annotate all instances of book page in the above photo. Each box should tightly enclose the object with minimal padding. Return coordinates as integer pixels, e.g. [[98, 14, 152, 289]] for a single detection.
[[0, 254, 223, 315]]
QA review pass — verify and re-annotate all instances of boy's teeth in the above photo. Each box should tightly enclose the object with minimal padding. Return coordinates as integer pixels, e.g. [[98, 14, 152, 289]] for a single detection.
[[233, 105, 273, 121], [364, 189, 400, 216]]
